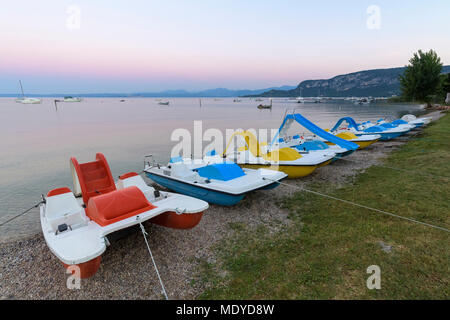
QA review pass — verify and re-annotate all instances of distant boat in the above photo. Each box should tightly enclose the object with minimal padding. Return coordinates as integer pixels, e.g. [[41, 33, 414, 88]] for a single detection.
[[158, 101, 170, 105], [233, 99, 241, 102], [63, 96, 82, 102], [354, 98, 370, 105], [20, 97, 42, 104], [302, 98, 321, 104], [257, 98, 272, 109], [16, 80, 42, 104]]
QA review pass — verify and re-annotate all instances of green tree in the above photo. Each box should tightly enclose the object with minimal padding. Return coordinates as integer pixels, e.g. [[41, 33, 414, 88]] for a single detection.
[[399, 49, 443, 104]]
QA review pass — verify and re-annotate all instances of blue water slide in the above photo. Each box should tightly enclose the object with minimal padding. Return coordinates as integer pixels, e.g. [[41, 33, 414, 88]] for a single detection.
[[273, 114, 359, 151], [331, 117, 360, 131]]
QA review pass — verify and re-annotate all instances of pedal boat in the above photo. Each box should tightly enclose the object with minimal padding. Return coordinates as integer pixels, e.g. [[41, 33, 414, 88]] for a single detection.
[[40, 153, 208, 278], [144, 154, 287, 206], [221, 131, 336, 178], [269, 111, 359, 160], [323, 131, 380, 149], [373, 118, 416, 131], [276, 135, 354, 162], [401, 114, 432, 126], [331, 117, 409, 141]]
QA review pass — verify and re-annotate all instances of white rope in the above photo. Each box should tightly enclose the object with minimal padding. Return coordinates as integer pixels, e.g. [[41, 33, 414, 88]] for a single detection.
[[138, 221, 169, 300], [265, 178, 450, 233]]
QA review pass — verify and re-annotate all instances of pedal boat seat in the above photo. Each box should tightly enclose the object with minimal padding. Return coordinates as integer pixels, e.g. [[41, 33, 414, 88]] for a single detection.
[[70, 153, 156, 226], [86, 186, 156, 226]]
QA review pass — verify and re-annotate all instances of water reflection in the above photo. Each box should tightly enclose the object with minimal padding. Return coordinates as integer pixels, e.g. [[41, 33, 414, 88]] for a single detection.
[[0, 97, 423, 222]]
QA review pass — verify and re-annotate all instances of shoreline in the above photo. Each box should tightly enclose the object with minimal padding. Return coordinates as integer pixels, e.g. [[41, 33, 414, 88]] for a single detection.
[[0, 110, 445, 300]]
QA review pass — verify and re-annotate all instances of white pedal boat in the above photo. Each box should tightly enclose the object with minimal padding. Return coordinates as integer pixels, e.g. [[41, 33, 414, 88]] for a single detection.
[[40, 153, 208, 278], [372, 118, 416, 131], [331, 117, 410, 141], [144, 154, 287, 206], [401, 114, 432, 127]]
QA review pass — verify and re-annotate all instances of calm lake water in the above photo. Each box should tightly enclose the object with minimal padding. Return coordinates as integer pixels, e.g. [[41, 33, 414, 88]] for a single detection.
[[0, 97, 425, 238]]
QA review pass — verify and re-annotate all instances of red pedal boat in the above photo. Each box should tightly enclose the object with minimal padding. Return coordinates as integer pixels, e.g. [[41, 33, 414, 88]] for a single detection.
[[40, 153, 208, 278]]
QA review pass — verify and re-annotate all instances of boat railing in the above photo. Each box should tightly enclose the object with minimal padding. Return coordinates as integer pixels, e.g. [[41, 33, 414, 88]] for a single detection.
[[144, 154, 159, 169]]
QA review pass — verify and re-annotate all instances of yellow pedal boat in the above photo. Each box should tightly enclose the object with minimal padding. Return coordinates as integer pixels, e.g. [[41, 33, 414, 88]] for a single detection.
[[217, 131, 336, 178]]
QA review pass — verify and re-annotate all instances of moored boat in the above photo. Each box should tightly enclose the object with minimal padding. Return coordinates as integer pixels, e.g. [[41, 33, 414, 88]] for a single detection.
[[222, 131, 336, 178], [144, 153, 287, 206], [63, 96, 82, 102], [257, 99, 272, 109], [20, 97, 42, 104], [324, 131, 379, 149], [40, 153, 208, 278], [15, 80, 42, 104], [330, 117, 409, 141], [270, 111, 359, 161], [401, 114, 432, 126]]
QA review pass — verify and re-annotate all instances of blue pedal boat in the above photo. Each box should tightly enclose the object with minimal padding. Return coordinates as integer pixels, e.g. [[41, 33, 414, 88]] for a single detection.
[[144, 156, 287, 206]]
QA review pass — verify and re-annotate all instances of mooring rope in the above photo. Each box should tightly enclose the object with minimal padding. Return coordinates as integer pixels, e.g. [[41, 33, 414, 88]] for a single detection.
[[0, 199, 44, 227], [138, 221, 169, 300], [264, 178, 450, 233]]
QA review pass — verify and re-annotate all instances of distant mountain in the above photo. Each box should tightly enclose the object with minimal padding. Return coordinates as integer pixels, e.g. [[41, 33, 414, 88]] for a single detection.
[[0, 85, 296, 98], [248, 66, 450, 98]]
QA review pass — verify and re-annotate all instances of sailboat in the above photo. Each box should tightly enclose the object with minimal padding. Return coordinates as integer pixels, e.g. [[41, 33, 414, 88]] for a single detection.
[[16, 80, 42, 104]]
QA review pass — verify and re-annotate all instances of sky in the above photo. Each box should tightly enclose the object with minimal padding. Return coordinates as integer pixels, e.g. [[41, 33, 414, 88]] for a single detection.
[[1, 0, 449, 94]]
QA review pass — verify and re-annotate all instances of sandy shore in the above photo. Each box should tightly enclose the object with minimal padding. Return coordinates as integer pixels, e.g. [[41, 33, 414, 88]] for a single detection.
[[0, 110, 444, 300]]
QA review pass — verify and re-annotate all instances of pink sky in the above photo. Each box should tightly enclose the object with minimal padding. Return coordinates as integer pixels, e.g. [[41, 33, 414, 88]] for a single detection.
[[1, 1, 449, 93]]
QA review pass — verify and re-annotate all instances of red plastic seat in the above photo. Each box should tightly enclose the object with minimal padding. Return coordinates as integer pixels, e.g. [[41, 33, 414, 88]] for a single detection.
[[86, 186, 156, 226]]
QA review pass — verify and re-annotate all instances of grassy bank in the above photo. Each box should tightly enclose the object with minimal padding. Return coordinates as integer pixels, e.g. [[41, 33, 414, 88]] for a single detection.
[[198, 113, 449, 299]]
